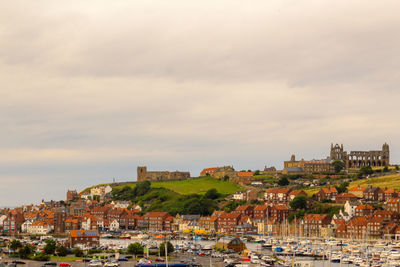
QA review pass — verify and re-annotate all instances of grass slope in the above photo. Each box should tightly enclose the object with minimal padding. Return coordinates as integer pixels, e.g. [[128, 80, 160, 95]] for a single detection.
[[112, 177, 243, 195], [303, 173, 400, 196], [348, 173, 400, 190]]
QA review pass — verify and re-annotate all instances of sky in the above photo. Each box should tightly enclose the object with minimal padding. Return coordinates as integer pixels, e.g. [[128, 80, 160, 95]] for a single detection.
[[1, 0, 400, 206]]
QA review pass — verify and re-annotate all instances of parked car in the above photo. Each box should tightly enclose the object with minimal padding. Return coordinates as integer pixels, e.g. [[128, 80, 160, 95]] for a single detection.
[[59, 263, 71, 267], [104, 260, 120, 267], [41, 262, 57, 266], [88, 259, 104, 267], [11, 261, 26, 265]]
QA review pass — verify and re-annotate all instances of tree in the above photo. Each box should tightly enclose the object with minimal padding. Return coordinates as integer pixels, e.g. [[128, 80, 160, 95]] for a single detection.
[[204, 188, 220, 200], [134, 181, 151, 196], [127, 242, 144, 258], [396, 165, 399, 171], [44, 239, 56, 255], [289, 195, 308, 210], [56, 245, 68, 257], [18, 244, 34, 259], [159, 241, 174, 256], [383, 166, 389, 172], [359, 166, 373, 177], [72, 247, 84, 257], [223, 175, 229, 181], [10, 240, 22, 251], [335, 182, 349, 194], [332, 160, 345, 173], [278, 176, 289, 186], [254, 170, 260, 175]]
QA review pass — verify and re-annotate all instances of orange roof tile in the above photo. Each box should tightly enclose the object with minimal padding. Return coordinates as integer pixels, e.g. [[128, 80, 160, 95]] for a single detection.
[[237, 172, 254, 177]]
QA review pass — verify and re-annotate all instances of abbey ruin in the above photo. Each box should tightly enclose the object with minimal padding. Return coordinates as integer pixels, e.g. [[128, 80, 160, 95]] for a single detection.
[[283, 143, 390, 174], [330, 143, 390, 168]]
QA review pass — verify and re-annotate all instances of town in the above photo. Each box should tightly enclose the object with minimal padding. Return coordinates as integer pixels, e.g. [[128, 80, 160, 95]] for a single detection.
[[1, 143, 400, 266]]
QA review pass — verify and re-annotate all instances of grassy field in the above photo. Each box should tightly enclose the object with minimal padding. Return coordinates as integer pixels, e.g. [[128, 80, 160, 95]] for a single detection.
[[303, 172, 400, 196], [348, 173, 400, 190], [50, 256, 83, 261], [112, 177, 243, 195]]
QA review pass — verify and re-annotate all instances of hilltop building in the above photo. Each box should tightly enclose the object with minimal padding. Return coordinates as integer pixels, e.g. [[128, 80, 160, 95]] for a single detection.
[[283, 155, 333, 174], [200, 166, 237, 178], [137, 166, 190, 182], [330, 143, 389, 168], [283, 143, 390, 174]]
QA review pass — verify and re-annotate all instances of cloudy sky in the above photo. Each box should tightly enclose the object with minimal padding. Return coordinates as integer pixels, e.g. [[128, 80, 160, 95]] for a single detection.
[[1, 0, 400, 206]]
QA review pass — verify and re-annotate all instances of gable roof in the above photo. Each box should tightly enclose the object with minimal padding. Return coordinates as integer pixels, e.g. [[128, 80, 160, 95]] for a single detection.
[[348, 186, 367, 192], [70, 229, 99, 237], [321, 187, 338, 194], [200, 168, 217, 175], [237, 172, 254, 177]]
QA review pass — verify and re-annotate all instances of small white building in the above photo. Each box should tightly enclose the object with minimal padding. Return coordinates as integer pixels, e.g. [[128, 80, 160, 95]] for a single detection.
[[27, 221, 52, 235], [109, 219, 120, 232], [21, 220, 34, 233]]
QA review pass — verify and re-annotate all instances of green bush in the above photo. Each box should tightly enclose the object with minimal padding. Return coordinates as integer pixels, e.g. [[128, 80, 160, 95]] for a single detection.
[[72, 247, 84, 257], [56, 245, 69, 257], [32, 253, 50, 261]]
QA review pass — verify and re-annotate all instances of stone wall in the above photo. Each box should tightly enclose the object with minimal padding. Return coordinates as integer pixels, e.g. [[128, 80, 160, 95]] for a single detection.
[[137, 166, 190, 182]]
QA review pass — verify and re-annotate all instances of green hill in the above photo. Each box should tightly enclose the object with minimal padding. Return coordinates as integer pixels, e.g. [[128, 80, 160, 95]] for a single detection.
[[84, 177, 243, 196], [112, 177, 243, 195]]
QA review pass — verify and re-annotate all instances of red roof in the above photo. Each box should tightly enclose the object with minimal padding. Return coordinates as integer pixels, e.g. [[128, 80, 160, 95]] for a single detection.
[[274, 205, 289, 211], [219, 212, 241, 219], [200, 168, 217, 175], [266, 187, 279, 194], [387, 198, 400, 204], [304, 214, 329, 222], [349, 186, 367, 192], [385, 188, 397, 193], [145, 211, 170, 218], [348, 216, 367, 226], [321, 187, 338, 194], [236, 205, 252, 211], [278, 188, 292, 194], [355, 204, 374, 210], [333, 219, 346, 225], [254, 205, 267, 211], [237, 172, 254, 177]]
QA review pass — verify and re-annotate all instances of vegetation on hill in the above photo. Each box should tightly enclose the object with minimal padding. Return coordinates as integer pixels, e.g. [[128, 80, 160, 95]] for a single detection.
[[348, 173, 400, 190], [112, 181, 227, 216], [110, 177, 242, 195], [303, 172, 400, 196]]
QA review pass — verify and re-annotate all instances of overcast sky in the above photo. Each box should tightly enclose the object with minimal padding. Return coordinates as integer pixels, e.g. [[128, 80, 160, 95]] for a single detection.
[[1, 0, 400, 206]]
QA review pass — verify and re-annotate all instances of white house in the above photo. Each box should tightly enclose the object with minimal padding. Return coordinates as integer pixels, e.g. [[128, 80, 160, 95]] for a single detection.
[[27, 221, 52, 235], [21, 220, 34, 233], [112, 201, 130, 209], [232, 191, 245, 201], [109, 219, 120, 232]]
